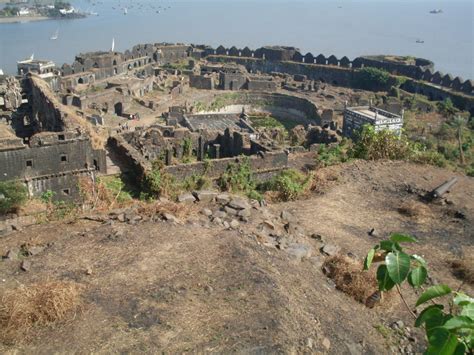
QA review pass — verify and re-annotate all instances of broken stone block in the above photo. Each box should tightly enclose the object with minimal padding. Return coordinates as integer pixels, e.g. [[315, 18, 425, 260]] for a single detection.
[[230, 219, 240, 229], [228, 197, 250, 210], [216, 194, 231, 205], [117, 213, 126, 222], [213, 210, 227, 219], [201, 208, 213, 217], [193, 190, 217, 202], [4, 248, 20, 260], [177, 193, 196, 203], [163, 213, 179, 223], [21, 260, 31, 272], [286, 243, 312, 261], [321, 244, 341, 256], [224, 206, 239, 216], [238, 208, 251, 218], [280, 210, 295, 223]]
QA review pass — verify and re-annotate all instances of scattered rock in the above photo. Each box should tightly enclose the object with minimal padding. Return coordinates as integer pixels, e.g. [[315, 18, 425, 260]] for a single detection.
[[4, 248, 20, 260], [263, 220, 275, 230], [306, 337, 314, 349], [310, 233, 325, 243], [230, 219, 240, 229], [193, 190, 218, 202], [216, 194, 231, 205], [238, 208, 251, 218], [322, 337, 331, 350], [212, 217, 222, 225], [201, 208, 213, 217], [163, 213, 179, 223], [228, 197, 250, 210], [85, 267, 93, 275], [320, 244, 341, 256], [224, 206, 239, 216], [177, 193, 196, 203], [280, 210, 295, 223], [20, 260, 31, 272], [286, 243, 312, 261], [223, 221, 230, 229], [368, 228, 378, 237], [24, 245, 45, 256], [213, 210, 227, 219], [117, 213, 126, 222], [345, 341, 363, 355]]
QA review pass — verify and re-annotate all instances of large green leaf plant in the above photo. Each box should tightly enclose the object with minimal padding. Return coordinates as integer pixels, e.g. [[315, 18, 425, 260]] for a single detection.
[[364, 233, 473, 354]]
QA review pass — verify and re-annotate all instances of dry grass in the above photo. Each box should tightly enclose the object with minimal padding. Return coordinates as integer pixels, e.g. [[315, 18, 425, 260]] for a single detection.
[[397, 200, 432, 221], [322, 255, 379, 305], [0, 281, 83, 344], [137, 200, 198, 219], [309, 169, 340, 194], [449, 258, 474, 285]]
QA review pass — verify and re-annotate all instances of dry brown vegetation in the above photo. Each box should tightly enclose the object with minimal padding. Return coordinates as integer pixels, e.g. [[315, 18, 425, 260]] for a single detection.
[[322, 255, 379, 304], [450, 258, 474, 285], [397, 200, 433, 221], [0, 281, 83, 344]]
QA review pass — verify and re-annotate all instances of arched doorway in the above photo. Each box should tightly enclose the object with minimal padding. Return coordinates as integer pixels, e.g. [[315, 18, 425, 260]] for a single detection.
[[78, 78, 84, 84], [114, 102, 123, 116]]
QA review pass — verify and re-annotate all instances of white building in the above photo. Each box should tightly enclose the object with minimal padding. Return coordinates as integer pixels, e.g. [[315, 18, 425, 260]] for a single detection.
[[343, 106, 404, 138]]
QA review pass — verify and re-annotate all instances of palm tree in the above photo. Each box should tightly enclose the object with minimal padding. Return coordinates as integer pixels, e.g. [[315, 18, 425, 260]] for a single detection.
[[451, 115, 466, 165]]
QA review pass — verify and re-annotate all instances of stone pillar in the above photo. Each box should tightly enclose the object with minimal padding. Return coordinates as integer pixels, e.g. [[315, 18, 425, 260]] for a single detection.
[[213, 144, 220, 159], [165, 148, 172, 166], [233, 131, 244, 156], [197, 136, 205, 161]]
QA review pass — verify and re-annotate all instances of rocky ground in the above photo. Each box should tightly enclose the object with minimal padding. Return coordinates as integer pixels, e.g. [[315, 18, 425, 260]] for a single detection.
[[0, 160, 472, 354]]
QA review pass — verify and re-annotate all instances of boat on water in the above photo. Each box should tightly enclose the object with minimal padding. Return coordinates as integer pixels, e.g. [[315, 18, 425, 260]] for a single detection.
[[416, 39, 424, 44], [429, 9, 443, 14], [50, 29, 59, 40], [123, 7, 128, 15]]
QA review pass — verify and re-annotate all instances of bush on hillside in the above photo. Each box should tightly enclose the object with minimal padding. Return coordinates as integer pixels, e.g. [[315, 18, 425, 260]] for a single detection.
[[0, 181, 28, 214]]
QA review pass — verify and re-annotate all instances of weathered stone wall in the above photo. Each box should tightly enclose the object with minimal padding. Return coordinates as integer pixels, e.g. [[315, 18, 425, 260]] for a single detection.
[[196, 92, 320, 125], [0, 133, 98, 182], [163, 151, 288, 180], [189, 74, 214, 90]]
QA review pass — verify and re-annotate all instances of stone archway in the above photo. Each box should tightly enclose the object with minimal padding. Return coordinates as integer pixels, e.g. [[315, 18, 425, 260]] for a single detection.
[[114, 102, 123, 116]]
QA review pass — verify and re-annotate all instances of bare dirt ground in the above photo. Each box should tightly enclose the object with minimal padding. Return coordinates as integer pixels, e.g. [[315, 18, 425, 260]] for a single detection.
[[0, 160, 472, 354]]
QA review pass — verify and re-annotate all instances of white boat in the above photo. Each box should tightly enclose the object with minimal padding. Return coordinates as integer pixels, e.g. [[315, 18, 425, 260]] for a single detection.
[[111, 38, 115, 52], [123, 7, 127, 15], [50, 29, 59, 40]]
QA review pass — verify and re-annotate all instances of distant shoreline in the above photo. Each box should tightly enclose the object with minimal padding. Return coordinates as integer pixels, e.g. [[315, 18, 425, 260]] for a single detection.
[[0, 16, 49, 24]]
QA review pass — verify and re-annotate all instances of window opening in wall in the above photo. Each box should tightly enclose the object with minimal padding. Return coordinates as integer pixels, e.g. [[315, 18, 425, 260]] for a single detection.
[[26, 159, 33, 167], [60, 154, 68, 162], [58, 134, 65, 141], [62, 189, 70, 195]]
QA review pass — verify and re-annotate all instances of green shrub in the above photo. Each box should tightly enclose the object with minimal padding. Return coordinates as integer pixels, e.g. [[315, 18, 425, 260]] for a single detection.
[[412, 150, 447, 168], [182, 174, 211, 192], [0, 181, 28, 214], [260, 169, 310, 201], [354, 67, 391, 91], [350, 125, 412, 160], [218, 157, 260, 200], [316, 144, 348, 167]]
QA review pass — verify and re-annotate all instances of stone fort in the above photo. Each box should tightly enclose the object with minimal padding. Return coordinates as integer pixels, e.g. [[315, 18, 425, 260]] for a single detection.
[[1, 42, 472, 201]]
